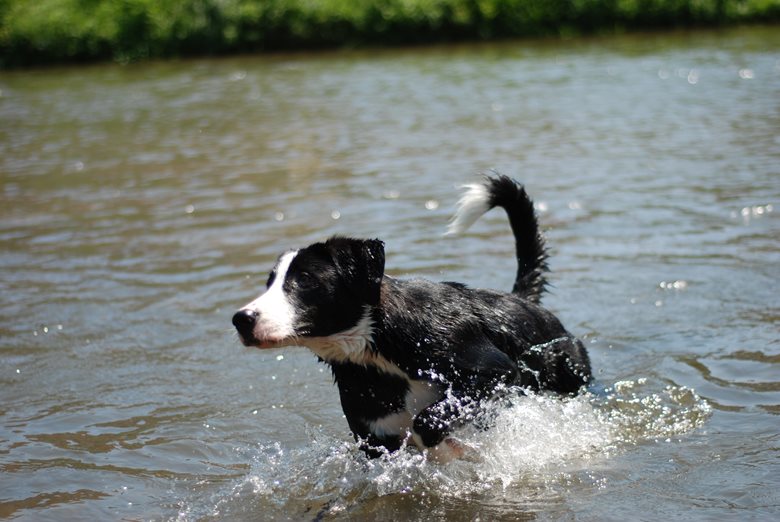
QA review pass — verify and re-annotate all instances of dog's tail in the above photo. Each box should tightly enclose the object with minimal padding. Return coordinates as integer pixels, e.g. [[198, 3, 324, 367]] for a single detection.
[[446, 173, 549, 303]]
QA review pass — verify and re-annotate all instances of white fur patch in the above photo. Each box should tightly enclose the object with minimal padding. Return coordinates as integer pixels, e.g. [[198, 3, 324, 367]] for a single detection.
[[445, 182, 492, 236], [240, 251, 298, 344], [405, 379, 442, 416], [303, 309, 373, 361], [367, 379, 443, 439], [369, 411, 413, 439], [302, 308, 409, 379]]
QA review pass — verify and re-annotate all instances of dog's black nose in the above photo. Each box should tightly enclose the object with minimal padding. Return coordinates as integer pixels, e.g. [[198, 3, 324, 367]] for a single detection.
[[232, 309, 258, 333]]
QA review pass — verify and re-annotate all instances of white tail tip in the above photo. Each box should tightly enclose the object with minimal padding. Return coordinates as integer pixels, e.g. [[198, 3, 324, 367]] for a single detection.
[[445, 182, 492, 236]]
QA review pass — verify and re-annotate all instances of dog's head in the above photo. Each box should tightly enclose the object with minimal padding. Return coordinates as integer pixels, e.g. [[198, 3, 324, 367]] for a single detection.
[[232, 237, 385, 348]]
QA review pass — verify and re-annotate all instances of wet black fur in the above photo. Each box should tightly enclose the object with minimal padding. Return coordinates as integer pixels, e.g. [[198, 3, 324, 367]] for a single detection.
[[331, 273, 591, 454]]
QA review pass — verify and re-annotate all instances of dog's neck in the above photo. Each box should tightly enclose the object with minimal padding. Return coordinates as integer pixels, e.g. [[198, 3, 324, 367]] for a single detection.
[[301, 306, 372, 359], [302, 308, 406, 378]]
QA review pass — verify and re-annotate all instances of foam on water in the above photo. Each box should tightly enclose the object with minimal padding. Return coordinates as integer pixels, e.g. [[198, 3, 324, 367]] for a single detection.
[[177, 380, 710, 520]]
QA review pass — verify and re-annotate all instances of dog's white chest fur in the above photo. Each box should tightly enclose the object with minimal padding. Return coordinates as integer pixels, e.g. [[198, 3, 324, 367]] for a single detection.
[[297, 310, 445, 441]]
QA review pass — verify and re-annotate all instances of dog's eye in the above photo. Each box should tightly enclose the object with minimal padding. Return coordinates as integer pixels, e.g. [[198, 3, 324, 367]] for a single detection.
[[296, 272, 318, 289], [266, 270, 277, 288]]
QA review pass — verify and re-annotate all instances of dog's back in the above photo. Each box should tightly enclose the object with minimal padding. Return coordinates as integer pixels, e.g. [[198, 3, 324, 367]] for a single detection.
[[442, 174, 590, 393], [375, 276, 590, 395]]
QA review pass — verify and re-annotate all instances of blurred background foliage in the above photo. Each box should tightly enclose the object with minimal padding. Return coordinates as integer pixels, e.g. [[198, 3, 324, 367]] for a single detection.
[[1, 0, 779, 66]]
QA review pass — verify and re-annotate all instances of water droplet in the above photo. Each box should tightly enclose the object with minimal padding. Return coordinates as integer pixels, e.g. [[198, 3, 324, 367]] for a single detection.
[[424, 200, 439, 210], [274, 212, 285, 221], [738, 68, 754, 79], [331, 210, 341, 220], [185, 204, 195, 214], [275, 354, 284, 361]]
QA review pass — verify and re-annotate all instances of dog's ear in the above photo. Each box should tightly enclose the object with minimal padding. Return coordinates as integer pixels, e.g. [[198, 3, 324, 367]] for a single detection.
[[326, 237, 385, 306]]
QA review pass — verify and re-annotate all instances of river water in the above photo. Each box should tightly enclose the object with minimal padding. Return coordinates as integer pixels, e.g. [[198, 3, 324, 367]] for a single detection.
[[1, 26, 778, 521]]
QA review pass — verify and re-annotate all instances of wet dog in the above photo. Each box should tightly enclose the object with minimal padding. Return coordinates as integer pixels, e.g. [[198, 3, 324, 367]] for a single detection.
[[232, 174, 591, 461]]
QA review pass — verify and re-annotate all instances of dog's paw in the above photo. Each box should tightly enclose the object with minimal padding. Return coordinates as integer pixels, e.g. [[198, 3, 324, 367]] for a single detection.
[[426, 437, 481, 464]]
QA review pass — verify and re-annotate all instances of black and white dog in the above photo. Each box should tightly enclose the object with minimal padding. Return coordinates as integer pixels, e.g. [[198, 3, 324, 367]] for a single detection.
[[233, 174, 591, 461]]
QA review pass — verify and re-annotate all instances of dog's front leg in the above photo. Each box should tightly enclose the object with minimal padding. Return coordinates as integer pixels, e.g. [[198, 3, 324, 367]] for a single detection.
[[411, 391, 471, 447], [409, 331, 519, 461], [410, 391, 479, 463]]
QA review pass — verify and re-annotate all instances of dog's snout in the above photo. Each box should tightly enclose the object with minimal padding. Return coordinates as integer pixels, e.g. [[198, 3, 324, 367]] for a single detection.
[[232, 309, 258, 335]]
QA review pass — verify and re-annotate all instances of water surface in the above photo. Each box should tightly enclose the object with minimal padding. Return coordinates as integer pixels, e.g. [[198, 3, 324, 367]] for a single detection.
[[1, 26, 779, 520]]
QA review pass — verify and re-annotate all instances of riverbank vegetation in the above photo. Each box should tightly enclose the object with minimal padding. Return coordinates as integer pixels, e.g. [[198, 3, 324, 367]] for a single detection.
[[2, 0, 779, 67]]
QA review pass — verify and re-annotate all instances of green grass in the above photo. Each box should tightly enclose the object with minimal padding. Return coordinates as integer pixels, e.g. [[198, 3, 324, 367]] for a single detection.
[[2, 0, 779, 66]]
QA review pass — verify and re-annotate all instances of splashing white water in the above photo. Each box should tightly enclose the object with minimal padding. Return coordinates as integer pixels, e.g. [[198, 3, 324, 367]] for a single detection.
[[179, 380, 710, 520]]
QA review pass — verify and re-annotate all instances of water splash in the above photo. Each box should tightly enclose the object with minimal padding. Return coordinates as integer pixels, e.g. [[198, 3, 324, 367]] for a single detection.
[[180, 380, 710, 520]]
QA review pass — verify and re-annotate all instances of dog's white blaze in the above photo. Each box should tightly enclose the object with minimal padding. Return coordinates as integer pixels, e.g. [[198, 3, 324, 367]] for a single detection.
[[445, 182, 492, 235], [241, 250, 298, 342]]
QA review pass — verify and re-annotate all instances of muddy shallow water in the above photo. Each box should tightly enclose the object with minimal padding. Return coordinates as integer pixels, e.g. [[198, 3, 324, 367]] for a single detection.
[[1, 26, 779, 520]]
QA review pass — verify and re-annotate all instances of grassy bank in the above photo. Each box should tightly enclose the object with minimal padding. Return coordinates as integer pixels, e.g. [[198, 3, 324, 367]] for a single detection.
[[2, 0, 779, 67]]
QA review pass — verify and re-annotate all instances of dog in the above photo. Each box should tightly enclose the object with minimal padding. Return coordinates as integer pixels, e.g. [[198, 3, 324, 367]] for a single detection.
[[232, 174, 591, 461]]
